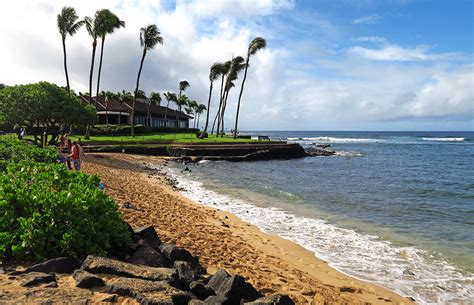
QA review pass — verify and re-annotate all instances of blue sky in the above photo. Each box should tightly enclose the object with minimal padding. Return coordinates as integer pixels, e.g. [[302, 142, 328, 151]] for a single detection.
[[0, 0, 472, 130]]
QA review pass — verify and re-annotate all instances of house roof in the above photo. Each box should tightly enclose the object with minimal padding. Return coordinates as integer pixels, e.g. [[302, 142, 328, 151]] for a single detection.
[[81, 95, 191, 119]]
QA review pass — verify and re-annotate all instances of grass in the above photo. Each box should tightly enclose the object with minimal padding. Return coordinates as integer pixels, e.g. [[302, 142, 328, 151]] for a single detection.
[[70, 133, 260, 144]]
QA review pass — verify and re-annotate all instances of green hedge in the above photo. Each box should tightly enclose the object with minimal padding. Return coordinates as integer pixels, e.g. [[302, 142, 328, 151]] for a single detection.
[[74, 124, 199, 135], [0, 162, 130, 261], [0, 137, 57, 163]]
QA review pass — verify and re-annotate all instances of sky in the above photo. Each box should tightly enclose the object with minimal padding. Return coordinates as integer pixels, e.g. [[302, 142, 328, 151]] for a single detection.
[[0, 0, 473, 131]]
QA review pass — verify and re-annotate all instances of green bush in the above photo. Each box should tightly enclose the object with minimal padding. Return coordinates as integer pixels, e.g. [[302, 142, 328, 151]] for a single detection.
[[0, 162, 130, 261], [0, 138, 58, 163]]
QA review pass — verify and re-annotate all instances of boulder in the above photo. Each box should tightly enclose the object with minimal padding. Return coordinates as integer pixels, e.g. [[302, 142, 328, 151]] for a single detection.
[[244, 295, 295, 305], [128, 244, 172, 268], [203, 295, 229, 304], [20, 272, 56, 287], [133, 225, 162, 248], [159, 244, 199, 267], [11, 257, 82, 275], [213, 274, 263, 305], [207, 269, 231, 293], [73, 270, 104, 288], [189, 300, 206, 305], [106, 277, 192, 305], [80, 255, 179, 287], [189, 281, 215, 300], [174, 261, 199, 289]]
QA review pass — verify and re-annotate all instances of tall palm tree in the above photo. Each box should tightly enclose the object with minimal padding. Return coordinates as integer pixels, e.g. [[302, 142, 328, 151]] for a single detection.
[[218, 56, 246, 137], [57, 7, 84, 92], [95, 10, 125, 97], [147, 91, 161, 127], [196, 104, 207, 130], [211, 60, 231, 135], [131, 24, 163, 136], [116, 90, 132, 128], [233, 37, 266, 138], [163, 92, 177, 127], [200, 63, 221, 138], [175, 95, 189, 129], [84, 11, 104, 101], [178, 80, 190, 98]]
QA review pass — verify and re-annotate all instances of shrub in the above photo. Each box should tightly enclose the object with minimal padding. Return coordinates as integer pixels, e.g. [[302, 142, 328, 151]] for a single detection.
[[0, 162, 130, 261], [0, 138, 58, 163]]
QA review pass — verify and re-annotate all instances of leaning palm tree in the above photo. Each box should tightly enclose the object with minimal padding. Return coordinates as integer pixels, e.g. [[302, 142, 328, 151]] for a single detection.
[[178, 80, 190, 98], [131, 24, 163, 136], [116, 90, 132, 128], [163, 92, 177, 127], [95, 10, 125, 97], [175, 95, 189, 129], [147, 91, 161, 127], [233, 37, 266, 138], [57, 7, 84, 92], [218, 56, 246, 137], [200, 63, 221, 138], [211, 60, 231, 135]]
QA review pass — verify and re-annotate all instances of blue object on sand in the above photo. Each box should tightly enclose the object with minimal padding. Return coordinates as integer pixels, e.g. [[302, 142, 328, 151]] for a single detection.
[[98, 183, 105, 190]]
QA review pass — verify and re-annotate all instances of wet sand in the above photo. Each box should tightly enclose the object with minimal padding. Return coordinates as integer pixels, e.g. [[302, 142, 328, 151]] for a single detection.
[[81, 153, 413, 304]]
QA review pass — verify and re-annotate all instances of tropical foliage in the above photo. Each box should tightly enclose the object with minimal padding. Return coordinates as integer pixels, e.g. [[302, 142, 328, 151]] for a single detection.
[[0, 82, 97, 146]]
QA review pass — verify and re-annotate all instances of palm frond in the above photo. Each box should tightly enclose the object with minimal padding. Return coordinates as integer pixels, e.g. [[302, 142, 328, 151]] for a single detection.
[[248, 37, 266, 55]]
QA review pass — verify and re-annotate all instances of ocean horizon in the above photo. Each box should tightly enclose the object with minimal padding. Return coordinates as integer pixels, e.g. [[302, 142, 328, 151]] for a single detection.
[[166, 130, 473, 304]]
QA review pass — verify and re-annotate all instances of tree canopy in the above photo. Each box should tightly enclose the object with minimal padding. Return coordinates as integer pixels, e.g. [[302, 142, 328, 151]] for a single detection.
[[0, 82, 97, 146]]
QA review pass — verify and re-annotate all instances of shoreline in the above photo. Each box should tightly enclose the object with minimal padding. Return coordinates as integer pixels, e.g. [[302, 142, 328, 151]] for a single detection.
[[83, 153, 413, 304]]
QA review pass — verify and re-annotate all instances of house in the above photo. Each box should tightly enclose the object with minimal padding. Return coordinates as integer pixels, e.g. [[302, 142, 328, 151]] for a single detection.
[[82, 95, 192, 128]]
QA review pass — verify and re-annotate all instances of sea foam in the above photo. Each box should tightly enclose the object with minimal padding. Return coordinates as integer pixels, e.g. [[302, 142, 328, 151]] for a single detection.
[[166, 167, 474, 304], [422, 137, 465, 142], [288, 136, 383, 143]]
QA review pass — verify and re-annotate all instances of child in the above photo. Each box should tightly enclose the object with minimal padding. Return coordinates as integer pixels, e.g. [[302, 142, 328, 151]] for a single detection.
[[69, 141, 81, 171]]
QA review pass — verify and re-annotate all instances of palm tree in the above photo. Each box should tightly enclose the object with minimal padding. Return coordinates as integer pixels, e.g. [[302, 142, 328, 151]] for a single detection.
[[147, 92, 161, 127], [163, 92, 177, 127], [179, 80, 190, 98], [116, 90, 132, 128], [175, 95, 189, 129], [95, 10, 125, 97], [57, 7, 84, 92], [233, 37, 266, 138], [218, 56, 246, 137], [211, 60, 231, 135], [196, 104, 207, 130], [200, 63, 221, 138], [187, 100, 199, 128], [131, 24, 163, 136], [84, 11, 104, 101]]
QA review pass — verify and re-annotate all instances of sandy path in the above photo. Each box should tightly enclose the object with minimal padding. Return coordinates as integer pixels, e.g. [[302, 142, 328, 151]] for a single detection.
[[83, 153, 413, 304]]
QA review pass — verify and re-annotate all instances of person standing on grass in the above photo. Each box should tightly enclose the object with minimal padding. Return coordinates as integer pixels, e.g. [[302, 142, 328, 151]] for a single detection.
[[69, 141, 81, 171], [77, 138, 85, 158]]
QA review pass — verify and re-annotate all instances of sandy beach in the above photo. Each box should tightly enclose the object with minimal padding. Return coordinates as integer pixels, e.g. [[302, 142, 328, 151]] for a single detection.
[[80, 153, 413, 304]]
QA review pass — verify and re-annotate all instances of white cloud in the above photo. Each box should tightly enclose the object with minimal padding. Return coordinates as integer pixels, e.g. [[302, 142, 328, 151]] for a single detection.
[[348, 45, 461, 61], [352, 14, 382, 25], [354, 36, 387, 43]]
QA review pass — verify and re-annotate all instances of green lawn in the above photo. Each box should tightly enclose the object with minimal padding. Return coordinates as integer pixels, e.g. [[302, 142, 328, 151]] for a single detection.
[[70, 133, 259, 144]]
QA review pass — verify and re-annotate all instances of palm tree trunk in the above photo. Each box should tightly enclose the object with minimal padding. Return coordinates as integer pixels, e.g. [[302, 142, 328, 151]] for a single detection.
[[132, 48, 147, 137], [89, 39, 97, 102], [85, 39, 97, 140], [196, 113, 200, 129], [105, 96, 109, 127], [219, 88, 230, 137], [176, 107, 180, 129], [233, 55, 250, 138], [96, 36, 106, 97], [165, 101, 169, 126], [62, 38, 70, 92], [147, 104, 151, 127], [211, 75, 225, 135]]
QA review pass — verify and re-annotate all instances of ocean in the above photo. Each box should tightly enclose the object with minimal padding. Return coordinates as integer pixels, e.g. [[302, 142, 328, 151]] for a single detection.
[[166, 131, 474, 304]]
